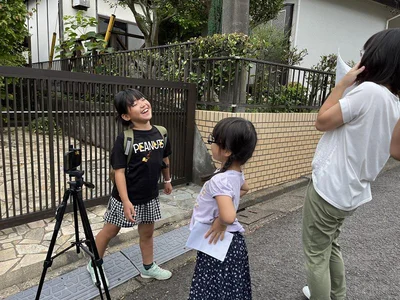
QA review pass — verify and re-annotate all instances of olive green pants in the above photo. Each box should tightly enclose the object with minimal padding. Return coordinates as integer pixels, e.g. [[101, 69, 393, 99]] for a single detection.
[[302, 182, 354, 300]]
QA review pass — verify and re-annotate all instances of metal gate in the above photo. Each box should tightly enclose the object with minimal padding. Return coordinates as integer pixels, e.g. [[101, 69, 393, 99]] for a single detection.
[[0, 66, 196, 228]]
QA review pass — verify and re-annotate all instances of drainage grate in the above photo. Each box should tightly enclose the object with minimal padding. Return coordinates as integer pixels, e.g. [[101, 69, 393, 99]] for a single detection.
[[237, 207, 275, 225]]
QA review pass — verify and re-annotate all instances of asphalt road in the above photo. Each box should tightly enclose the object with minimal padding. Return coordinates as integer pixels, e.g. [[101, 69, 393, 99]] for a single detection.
[[123, 165, 400, 300]]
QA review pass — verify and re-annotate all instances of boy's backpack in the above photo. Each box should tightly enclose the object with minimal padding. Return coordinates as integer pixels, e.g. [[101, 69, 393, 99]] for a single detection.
[[109, 125, 168, 184]]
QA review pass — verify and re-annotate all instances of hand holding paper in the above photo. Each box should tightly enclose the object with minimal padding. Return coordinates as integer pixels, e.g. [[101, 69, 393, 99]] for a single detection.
[[186, 222, 233, 262], [336, 51, 364, 96], [205, 217, 227, 244]]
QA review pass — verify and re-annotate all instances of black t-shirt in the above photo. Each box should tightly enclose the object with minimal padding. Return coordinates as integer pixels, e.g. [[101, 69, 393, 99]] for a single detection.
[[111, 126, 172, 205]]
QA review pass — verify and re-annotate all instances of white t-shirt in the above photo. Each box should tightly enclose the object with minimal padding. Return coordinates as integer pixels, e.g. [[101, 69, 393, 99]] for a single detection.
[[312, 82, 400, 211]]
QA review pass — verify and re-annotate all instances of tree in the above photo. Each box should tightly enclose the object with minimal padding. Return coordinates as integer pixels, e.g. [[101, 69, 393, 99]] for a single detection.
[[249, 0, 284, 28], [113, 0, 208, 47], [208, 0, 222, 35], [0, 0, 29, 66], [56, 11, 111, 59], [112, 0, 283, 47], [159, 0, 208, 44]]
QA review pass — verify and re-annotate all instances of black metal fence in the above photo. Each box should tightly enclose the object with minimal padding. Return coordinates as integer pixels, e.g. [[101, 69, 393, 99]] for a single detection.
[[32, 43, 335, 111], [32, 42, 195, 82], [193, 57, 335, 112], [0, 66, 196, 228]]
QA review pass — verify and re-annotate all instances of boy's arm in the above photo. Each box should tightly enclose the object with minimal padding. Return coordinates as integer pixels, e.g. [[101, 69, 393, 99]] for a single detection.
[[390, 120, 400, 160], [240, 181, 249, 197], [162, 157, 172, 194]]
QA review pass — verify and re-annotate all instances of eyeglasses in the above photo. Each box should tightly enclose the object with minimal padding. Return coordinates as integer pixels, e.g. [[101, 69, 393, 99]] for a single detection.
[[360, 49, 365, 58], [207, 134, 217, 145]]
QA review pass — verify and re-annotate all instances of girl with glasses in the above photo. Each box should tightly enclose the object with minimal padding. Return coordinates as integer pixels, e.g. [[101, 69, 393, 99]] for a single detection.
[[188, 117, 257, 300]]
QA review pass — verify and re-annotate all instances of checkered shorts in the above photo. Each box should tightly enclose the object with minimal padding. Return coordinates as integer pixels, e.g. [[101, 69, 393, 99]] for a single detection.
[[104, 196, 162, 227]]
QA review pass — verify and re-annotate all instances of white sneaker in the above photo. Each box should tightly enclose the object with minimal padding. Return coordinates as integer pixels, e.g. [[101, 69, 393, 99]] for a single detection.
[[87, 261, 109, 290], [140, 262, 172, 280], [303, 286, 311, 299]]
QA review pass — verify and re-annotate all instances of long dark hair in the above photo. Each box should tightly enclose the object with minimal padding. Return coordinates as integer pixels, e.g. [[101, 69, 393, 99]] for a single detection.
[[357, 28, 400, 95], [202, 117, 258, 182], [114, 88, 146, 126]]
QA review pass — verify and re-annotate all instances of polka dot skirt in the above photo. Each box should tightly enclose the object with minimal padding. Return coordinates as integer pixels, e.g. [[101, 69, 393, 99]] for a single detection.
[[188, 232, 252, 300], [103, 196, 161, 227]]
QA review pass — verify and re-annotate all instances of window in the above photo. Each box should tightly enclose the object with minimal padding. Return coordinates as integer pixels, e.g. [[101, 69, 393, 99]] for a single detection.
[[98, 16, 144, 51]]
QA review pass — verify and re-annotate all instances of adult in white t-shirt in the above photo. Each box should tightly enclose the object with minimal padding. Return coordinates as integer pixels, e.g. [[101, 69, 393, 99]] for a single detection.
[[302, 28, 400, 300]]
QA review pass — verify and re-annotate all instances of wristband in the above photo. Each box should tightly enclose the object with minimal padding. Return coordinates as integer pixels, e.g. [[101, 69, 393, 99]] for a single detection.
[[163, 178, 172, 183]]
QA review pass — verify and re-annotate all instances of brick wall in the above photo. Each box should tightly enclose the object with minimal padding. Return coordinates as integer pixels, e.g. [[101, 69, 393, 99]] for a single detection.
[[195, 110, 323, 192]]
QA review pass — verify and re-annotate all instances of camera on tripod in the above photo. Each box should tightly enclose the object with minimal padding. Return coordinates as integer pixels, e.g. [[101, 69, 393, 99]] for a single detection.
[[36, 145, 110, 299], [64, 145, 81, 173]]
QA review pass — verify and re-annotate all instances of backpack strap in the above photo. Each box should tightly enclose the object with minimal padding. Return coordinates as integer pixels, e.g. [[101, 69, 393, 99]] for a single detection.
[[154, 125, 168, 146], [123, 129, 134, 166]]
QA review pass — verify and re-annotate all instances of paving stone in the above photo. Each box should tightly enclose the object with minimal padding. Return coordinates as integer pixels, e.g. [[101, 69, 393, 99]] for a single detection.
[[61, 225, 77, 236], [0, 258, 20, 276], [0, 248, 16, 262], [43, 231, 61, 241], [15, 224, 29, 236], [18, 239, 42, 245], [55, 234, 72, 246], [16, 253, 46, 269], [15, 244, 48, 255], [27, 220, 46, 229], [0, 236, 22, 245], [174, 193, 193, 201], [2, 243, 14, 249], [25, 228, 45, 241], [2, 228, 14, 235], [7, 233, 18, 239]]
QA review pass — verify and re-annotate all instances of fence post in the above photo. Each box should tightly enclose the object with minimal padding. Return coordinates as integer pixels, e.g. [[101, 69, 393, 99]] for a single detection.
[[184, 44, 189, 82], [46, 79, 57, 209], [185, 83, 196, 183]]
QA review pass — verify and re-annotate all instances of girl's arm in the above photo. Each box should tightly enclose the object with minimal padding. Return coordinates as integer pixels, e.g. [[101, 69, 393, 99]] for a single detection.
[[390, 119, 400, 160], [115, 168, 136, 223], [240, 181, 250, 197], [215, 195, 236, 225], [161, 157, 172, 194], [205, 195, 236, 244]]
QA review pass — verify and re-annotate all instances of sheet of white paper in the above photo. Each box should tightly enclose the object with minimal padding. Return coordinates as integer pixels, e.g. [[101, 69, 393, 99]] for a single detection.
[[336, 51, 355, 96], [185, 222, 233, 262]]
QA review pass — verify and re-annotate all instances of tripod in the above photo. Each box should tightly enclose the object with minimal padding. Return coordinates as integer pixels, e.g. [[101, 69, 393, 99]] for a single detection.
[[35, 169, 111, 300]]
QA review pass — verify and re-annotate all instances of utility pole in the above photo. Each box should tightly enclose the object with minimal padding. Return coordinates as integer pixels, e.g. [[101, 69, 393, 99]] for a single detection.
[[222, 0, 250, 34], [221, 0, 250, 112]]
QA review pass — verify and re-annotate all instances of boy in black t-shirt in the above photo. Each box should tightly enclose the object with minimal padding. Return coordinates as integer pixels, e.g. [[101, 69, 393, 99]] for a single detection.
[[87, 89, 173, 289]]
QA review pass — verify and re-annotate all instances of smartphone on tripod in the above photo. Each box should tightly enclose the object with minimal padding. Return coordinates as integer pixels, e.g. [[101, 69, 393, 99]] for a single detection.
[[35, 145, 110, 300]]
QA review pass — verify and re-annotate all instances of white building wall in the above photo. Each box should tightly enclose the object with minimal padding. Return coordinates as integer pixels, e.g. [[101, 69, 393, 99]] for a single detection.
[[27, 0, 60, 63], [28, 0, 144, 64], [287, 0, 394, 68]]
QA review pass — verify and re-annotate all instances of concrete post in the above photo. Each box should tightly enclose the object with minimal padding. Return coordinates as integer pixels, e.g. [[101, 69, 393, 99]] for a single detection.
[[221, 0, 250, 35], [222, 0, 250, 112]]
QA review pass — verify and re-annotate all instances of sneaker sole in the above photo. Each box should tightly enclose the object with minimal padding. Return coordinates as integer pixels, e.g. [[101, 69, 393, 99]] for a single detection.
[[140, 273, 172, 280]]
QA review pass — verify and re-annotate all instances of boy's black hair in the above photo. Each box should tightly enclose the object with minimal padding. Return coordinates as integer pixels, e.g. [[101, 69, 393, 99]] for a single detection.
[[357, 28, 400, 95], [114, 88, 146, 126], [202, 117, 258, 182]]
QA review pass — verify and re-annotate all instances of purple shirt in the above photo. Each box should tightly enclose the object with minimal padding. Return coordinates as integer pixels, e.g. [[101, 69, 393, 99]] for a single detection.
[[190, 170, 245, 233]]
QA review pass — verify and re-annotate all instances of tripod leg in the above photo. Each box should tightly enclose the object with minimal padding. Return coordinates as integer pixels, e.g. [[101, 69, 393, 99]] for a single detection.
[[73, 194, 80, 254], [75, 190, 111, 300], [35, 189, 71, 300]]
